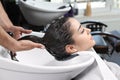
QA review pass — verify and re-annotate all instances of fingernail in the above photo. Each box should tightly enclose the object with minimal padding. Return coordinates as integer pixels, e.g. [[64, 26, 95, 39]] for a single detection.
[[40, 45, 45, 49]]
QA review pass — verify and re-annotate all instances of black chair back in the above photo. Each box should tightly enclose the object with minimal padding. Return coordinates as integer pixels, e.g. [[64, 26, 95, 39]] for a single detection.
[[81, 21, 107, 32]]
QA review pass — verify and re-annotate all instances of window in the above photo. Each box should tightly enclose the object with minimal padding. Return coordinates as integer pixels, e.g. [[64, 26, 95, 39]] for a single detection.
[[68, 0, 108, 16], [76, 0, 106, 9], [60, 0, 120, 16], [68, 0, 120, 16], [113, 0, 120, 8], [64, 0, 106, 9]]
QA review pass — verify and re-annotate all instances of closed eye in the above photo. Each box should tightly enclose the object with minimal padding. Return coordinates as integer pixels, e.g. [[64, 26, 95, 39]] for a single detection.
[[81, 28, 85, 34], [78, 25, 85, 34]]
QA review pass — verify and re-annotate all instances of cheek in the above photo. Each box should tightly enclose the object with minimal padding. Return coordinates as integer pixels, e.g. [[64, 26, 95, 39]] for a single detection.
[[74, 36, 95, 50]]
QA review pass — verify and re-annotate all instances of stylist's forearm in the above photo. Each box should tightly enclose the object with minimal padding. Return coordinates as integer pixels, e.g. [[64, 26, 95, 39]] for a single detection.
[[0, 2, 13, 31], [0, 26, 17, 51]]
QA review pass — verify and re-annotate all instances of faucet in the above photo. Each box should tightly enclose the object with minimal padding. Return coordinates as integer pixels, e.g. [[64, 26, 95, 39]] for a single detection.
[[63, 0, 78, 17], [73, 0, 78, 15]]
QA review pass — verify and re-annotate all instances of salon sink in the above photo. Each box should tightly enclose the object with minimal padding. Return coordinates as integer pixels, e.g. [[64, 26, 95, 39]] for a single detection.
[[0, 32, 95, 80], [18, 0, 71, 26]]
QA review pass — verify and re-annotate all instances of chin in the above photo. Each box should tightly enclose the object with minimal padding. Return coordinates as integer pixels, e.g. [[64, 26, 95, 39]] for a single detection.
[[91, 41, 96, 47], [86, 44, 95, 51]]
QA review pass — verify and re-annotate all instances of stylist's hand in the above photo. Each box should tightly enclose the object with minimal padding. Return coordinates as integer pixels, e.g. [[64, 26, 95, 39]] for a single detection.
[[11, 40, 44, 52], [9, 26, 32, 39]]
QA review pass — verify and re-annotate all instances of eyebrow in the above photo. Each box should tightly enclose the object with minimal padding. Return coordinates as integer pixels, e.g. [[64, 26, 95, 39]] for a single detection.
[[78, 24, 82, 31]]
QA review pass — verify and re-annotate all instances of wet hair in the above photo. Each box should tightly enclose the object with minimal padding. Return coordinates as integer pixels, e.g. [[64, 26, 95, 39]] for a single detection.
[[17, 17, 75, 61], [43, 16, 75, 60]]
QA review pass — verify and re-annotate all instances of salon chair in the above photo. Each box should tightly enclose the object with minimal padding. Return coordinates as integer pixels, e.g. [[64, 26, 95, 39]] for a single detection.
[[80, 21, 107, 32], [107, 30, 120, 53], [80, 21, 111, 55]]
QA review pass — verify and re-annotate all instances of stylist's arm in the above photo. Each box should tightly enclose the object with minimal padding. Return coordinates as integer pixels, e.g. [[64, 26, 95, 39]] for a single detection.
[[0, 26, 44, 52]]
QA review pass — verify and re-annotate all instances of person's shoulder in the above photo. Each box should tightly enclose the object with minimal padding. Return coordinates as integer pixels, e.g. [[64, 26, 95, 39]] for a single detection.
[[104, 60, 120, 69], [104, 60, 120, 78]]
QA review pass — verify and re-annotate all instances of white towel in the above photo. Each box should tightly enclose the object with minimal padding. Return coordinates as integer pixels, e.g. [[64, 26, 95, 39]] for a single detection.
[[77, 51, 118, 80]]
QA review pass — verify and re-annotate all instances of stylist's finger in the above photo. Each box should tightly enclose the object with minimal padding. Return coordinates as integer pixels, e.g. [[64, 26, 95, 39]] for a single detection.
[[16, 26, 32, 34], [33, 43, 45, 49], [15, 40, 45, 51]]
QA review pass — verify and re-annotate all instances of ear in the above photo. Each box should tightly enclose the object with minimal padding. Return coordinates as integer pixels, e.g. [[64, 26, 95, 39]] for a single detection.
[[65, 44, 77, 54]]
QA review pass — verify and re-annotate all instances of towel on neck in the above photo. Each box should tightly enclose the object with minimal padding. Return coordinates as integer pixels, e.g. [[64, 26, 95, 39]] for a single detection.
[[76, 51, 118, 80]]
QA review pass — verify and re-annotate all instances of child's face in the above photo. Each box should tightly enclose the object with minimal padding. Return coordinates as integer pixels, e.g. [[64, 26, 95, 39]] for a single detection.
[[69, 18, 95, 51]]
